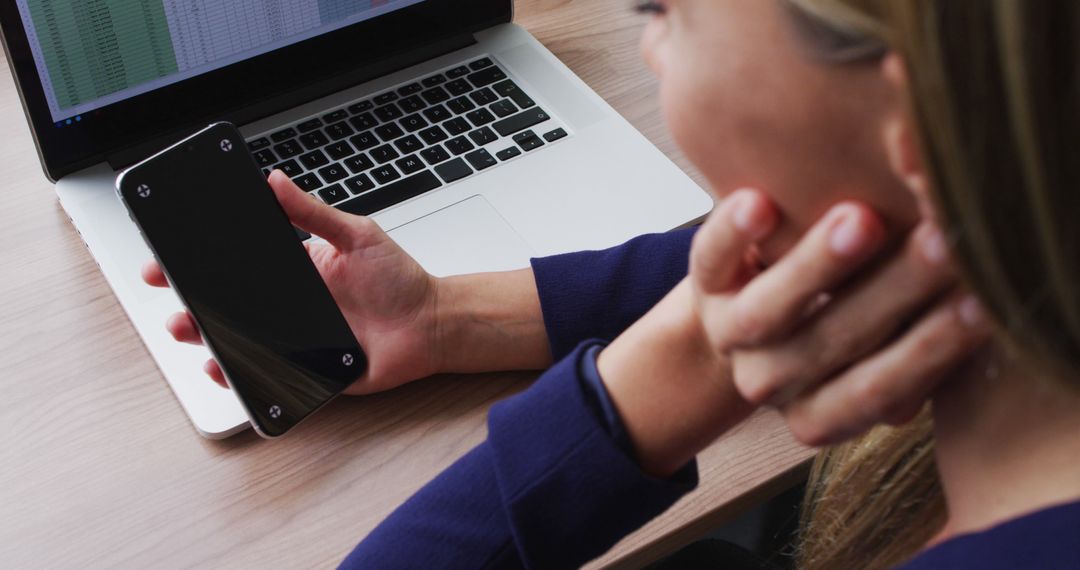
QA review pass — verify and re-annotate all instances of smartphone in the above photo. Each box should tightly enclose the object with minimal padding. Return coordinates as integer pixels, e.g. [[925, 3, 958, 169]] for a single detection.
[[117, 122, 366, 438]]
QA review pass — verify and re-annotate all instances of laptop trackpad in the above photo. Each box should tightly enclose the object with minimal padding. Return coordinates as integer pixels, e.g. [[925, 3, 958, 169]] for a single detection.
[[387, 196, 536, 277]]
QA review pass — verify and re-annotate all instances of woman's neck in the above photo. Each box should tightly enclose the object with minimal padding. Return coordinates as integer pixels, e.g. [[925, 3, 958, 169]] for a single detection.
[[931, 345, 1080, 542]]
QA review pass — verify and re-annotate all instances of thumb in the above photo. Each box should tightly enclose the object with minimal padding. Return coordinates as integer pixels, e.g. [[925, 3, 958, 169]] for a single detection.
[[268, 170, 358, 248], [690, 189, 778, 293]]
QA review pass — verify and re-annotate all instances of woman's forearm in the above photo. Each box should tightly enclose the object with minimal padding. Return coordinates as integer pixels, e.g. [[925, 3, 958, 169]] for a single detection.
[[597, 279, 755, 478], [434, 270, 752, 477], [434, 269, 553, 374]]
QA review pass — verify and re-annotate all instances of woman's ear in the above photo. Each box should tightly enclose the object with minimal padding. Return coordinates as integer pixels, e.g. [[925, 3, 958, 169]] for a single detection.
[[881, 53, 936, 221]]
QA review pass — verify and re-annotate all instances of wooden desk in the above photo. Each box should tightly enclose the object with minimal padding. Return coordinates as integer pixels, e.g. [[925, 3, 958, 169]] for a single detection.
[[0, 2, 813, 567]]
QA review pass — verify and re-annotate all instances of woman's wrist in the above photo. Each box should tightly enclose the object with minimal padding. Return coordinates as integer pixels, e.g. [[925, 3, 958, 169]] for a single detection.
[[431, 269, 552, 375], [598, 279, 755, 478]]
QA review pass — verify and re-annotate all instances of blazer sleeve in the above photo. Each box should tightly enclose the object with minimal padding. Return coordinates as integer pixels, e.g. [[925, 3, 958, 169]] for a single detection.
[[341, 340, 698, 570], [531, 228, 697, 361]]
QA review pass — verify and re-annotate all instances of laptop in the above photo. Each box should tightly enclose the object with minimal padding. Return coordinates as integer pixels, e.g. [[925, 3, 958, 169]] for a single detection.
[[0, 0, 711, 438]]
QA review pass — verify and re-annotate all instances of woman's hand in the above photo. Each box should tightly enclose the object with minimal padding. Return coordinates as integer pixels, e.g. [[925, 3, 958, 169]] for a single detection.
[[142, 170, 442, 395], [690, 190, 992, 446]]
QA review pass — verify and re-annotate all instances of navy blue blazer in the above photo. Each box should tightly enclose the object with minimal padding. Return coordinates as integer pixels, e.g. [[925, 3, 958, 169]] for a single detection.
[[342, 228, 1080, 569]]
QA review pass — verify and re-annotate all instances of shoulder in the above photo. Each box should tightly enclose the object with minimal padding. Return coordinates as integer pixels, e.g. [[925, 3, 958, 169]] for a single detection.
[[899, 500, 1080, 570]]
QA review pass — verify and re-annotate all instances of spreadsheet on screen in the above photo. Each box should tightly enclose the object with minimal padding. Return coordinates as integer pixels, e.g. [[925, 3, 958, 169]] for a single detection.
[[15, 0, 426, 122]]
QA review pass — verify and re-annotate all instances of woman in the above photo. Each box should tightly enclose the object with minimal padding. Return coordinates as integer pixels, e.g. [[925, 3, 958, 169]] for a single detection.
[[624, 2, 1080, 567], [146, 0, 1080, 567]]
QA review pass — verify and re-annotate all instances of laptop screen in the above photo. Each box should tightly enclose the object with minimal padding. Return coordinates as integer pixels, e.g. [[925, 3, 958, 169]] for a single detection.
[[16, 0, 427, 124], [1, 0, 509, 180]]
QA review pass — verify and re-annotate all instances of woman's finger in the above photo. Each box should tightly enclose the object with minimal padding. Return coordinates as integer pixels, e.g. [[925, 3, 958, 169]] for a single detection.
[[731, 222, 954, 405], [268, 169, 362, 249], [164, 313, 227, 389], [779, 292, 991, 447], [717, 202, 886, 350], [205, 359, 227, 388], [142, 260, 168, 288], [690, 189, 778, 293], [166, 311, 203, 344]]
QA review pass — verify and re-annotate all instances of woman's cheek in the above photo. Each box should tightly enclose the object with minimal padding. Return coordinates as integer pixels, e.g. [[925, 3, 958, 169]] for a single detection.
[[640, 18, 668, 78], [661, 76, 728, 198]]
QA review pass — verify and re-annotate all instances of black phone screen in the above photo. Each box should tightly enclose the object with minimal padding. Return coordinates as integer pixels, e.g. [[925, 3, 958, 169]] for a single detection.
[[118, 122, 365, 437]]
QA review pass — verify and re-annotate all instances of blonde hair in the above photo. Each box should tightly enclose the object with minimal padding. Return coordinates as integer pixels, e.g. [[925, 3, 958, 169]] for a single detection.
[[781, 1, 1080, 568]]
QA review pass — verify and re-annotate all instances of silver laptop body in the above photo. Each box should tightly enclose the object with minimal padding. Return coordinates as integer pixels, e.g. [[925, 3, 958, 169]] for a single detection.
[[6, 3, 710, 437]]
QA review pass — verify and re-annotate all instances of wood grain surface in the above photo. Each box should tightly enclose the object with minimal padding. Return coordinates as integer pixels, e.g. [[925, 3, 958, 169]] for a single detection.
[[0, 1, 814, 567]]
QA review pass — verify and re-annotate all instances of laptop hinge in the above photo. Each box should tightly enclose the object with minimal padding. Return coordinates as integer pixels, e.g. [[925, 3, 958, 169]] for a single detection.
[[107, 33, 476, 171]]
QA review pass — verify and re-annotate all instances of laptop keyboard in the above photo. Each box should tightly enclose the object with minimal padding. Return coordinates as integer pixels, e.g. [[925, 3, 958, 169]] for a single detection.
[[244, 57, 568, 230]]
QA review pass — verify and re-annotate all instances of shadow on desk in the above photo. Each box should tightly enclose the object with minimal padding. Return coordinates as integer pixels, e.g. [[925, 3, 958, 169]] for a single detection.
[[202, 369, 536, 462]]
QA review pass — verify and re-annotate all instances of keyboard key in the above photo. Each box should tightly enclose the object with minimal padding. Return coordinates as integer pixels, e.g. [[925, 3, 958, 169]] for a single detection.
[[398, 83, 422, 96], [421, 86, 450, 105], [371, 164, 401, 184], [375, 104, 403, 122], [395, 135, 423, 154], [467, 66, 507, 88], [420, 145, 451, 165], [400, 113, 429, 132], [492, 79, 536, 109], [492, 79, 521, 98], [349, 131, 379, 151], [445, 136, 475, 155], [248, 137, 271, 151], [271, 127, 297, 142], [399, 95, 427, 113], [318, 183, 349, 205], [446, 78, 473, 96], [422, 74, 447, 87], [370, 144, 400, 164], [298, 118, 323, 133], [294, 172, 322, 191], [496, 147, 522, 161], [375, 123, 405, 141], [511, 92, 535, 109], [464, 149, 497, 171], [374, 92, 398, 105], [466, 108, 496, 127], [490, 99, 518, 118], [323, 109, 348, 123], [325, 121, 355, 140], [492, 107, 551, 137], [253, 148, 277, 167], [326, 140, 354, 160], [295, 226, 311, 241], [347, 100, 373, 114], [337, 171, 442, 216], [447, 96, 476, 115], [299, 130, 329, 150], [273, 139, 303, 159], [470, 87, 498, 106], [418, 125, 448, 145], [469, 58, 493, 71], [344, 153, 375, 173], [444, 117, 471, 135], [263, 168, 271, 178], [274, 159, 302, 177], [543, 128, 568, 142], [446, 65, 470, 79], [350, 112, 378, 131], [423, 104, 451, 123], [318, 162, 349, 184], [468, 126, 498, 146], [513, 130, 545, 152], [434, 158, 473, 183], [395, 154, 425, 175], [344, 173, 376, 195], [300, 149, 331, 170]]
